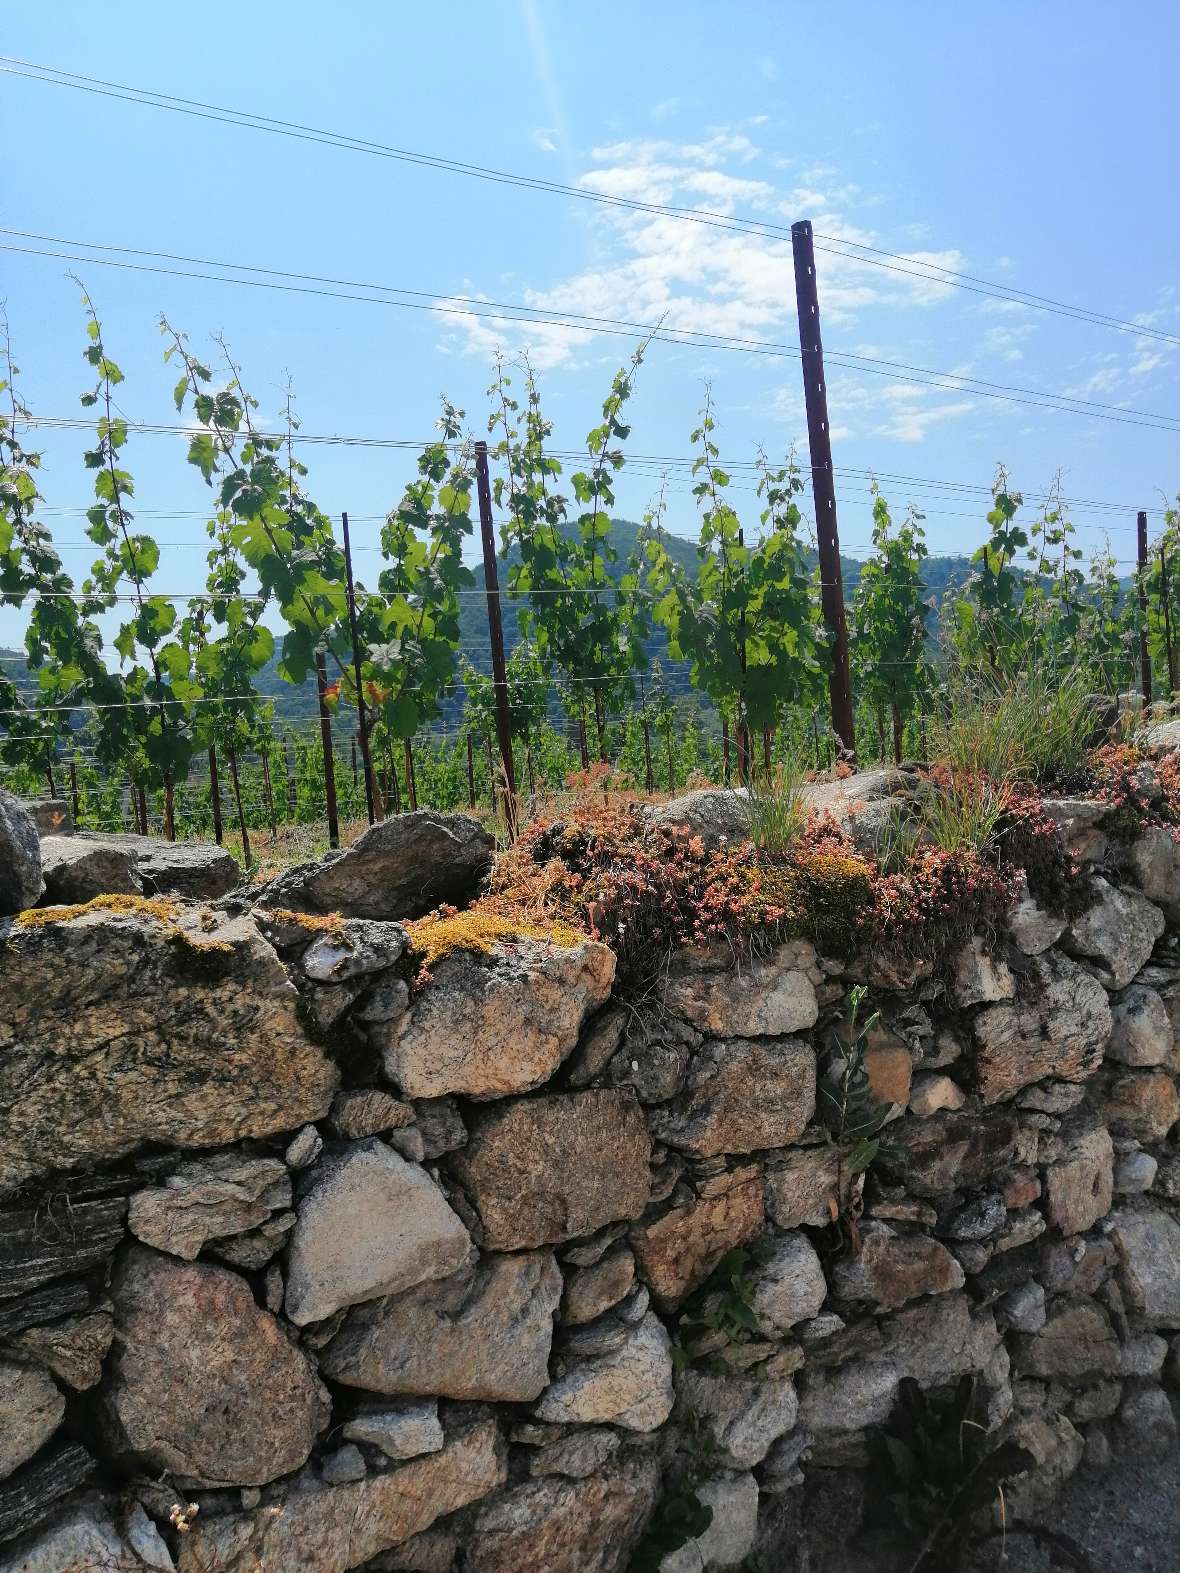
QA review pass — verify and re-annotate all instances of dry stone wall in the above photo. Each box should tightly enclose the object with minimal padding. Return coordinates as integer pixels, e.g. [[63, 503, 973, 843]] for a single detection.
[[2, 795, 1180, 1570]]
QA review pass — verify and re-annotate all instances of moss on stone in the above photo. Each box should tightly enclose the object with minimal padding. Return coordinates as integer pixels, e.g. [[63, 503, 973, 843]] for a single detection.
[[406, 909, 585, 973], [14, 893, 182, 929]]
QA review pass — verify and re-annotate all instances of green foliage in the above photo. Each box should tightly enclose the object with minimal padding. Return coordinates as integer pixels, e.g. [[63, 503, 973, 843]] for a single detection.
[[818, 984, 894, 1178], [745, 755, 807, 855], [851, 487, 932, 764], [644, 397, 823, 778], [948, 466, 1029, 675], [932, 662, 1097, 787]]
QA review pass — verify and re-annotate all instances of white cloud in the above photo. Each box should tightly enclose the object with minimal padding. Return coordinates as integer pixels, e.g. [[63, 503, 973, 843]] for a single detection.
[[532, 128, 559, 154], [878, 397, 976, 443]]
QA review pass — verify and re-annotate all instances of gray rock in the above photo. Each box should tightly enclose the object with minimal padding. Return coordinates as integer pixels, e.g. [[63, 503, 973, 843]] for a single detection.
[[387, 938, 615, 1100], [1013, 1300, 1120, 1381], [765, 1145, 845, 1227], [1066, 876, 1166, 990], [320, 1443, 366, 1484], [949, 937, 1015, 1007], [528, 1428, 619, 1480], [908, 1072, 966, 1116], [285, 1140, 472, 1327], [880, 1293, 1001, 1387], [1126, 826, 1180, 921], [454, 1091, 651, 1251], [9, 1311, 114, 1391], [662, 940, 820, 1037], [1118, 1384, 1178, 1450], [1040, 798, 1110, 863], [261, 810, 494, 920], [123, 1500, 175, 1570], [301, 920, 406, 981], [0, 905, 337, 1196], [323, 1250, 561, 1402], [74, 830, 240, 898], [647, 1035, 816, 1158], [128, 1153, 291, 1260], [1116, 1150, 1158, 1193], [343, 1400, 444, 1461], [0, 787, 43, 914], [562, 1244, 635, 1326], [1000, 1280, 1047, 1334], [751, 1232, 828, 1335], [285, 1124, 323, 1169], [971, 950, 1112, 1104], [833, 1221, 964, 1310], [101, 1246, 328, 1488], [38, 833, 142, 903], [177, 1419, 505, 1573], [535, 1311, 674, 1432], [467, 1458, 659, 1573], [1043, 1118, 1114, 1236], [1108, 1204, 1180, 1327], [1008, 874, 1068, 956], [1141, 718, 1180, 757], [798, 1360, 899, 1435], [0, 1359, 64, 1481], [945, 1192, 1007, 1240], [660, 1472, 758, 1573], [645, 788, 750, 850], [328, 1088, 415, 1140], [676, 1368, 798, 1466], [1108, 984, 1174, 1066], [0, 1498, 135, 1573]]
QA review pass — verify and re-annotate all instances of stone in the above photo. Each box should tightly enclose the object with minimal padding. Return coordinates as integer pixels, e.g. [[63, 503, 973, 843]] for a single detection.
[[1013, 1300, 1120, 1380], [177, 1419, 505, 1573], [0, 904, 338, 1195], [677, 1368, 798, 1466], [75, 831, 240, 898], [528, 1428, 619, 1480], [631, 1165, 764, 1310], [562, 1244, 635, 1325], [1141, 717, 1180, 757], [944, 1192, 1007, 1240], [0, 1497, 136, 1573], [832, 1221, 964, 1310], [387, 938, 614, 1100], [286, 1124, 323, 1169], [1116, 1150, 1158, 1193], [1120, 1333, 1168, 1377], [356, 975, 411, 1023], [300, 920, 405, 982], [329, 1089, 415, 1140], [660, 1473, 758, 1573], [535, 1310, 674, 1432], [765, 1146, 846, 1227], [127, 1153, 291, 1260], [1040, 798, 1109, 863], [0, 1441, 95, 1547], [647, 1036, 816, 1158], [101, 1246, 328, 1487], [38, 833, 142, 904], [1043, 1119, 1114, 1235], [454, 1091, 650, 1251], [1067, 876, 1165, 990], [0, 789, 44, 914], [1118, 1384, 1178, 1450], [0, 1361, 64, 1481], [799, 767, 916, 843], [321, 1444, 366, 1484], [285, 1140, 472, 1327], [343, 1401, 444, 1461], [260, 810, 494, 921], [123, 1500, 174, 1570], [1000, 1281, 1046, 1334], [950, 936, 1015, 1007], [645, 787, 750, 850], [798, 1360, 899, 1435], [9, 1311, 114, 1390], [564, 1006, 628, 1088], [1104, 1068, 1180, 1143], [1126, 826, 1180, 921], [662, 941, 819, 1037], [323, 1250, 561, 1401], [908, 1072, 965, 1116], [1003, 1414, 1084, 1516], [1008, 874, 1068, 956], [1108, 1205, 1180, 1326], [751, 1232, 828, 1335], [0, 1194, 127, 1300], [210, 1212, 296, 1270], [880, 1294, 1001, 1387], [880, 1110, 1020, 1196], [863, 1041, 913, 1108], [1108, 984, 1174, 1066], [467, 1458, 659, 1573], [971, 950, 1112, 1104], [414, 1098, 467, 1160]]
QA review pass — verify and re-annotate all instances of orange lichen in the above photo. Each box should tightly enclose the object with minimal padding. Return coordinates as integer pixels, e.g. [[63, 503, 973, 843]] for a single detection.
[[262, 908, 347, 935], [14, 893, 181, 929], [405, 907, 585, 973]]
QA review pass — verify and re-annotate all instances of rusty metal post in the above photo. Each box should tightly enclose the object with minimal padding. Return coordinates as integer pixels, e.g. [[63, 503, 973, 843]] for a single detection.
[[474, 441, 518, 835], [208, 745, 224, 844], [315, 651, 341, 849], [792, 220, 856, 758], [1138, 510, 1153, 710]]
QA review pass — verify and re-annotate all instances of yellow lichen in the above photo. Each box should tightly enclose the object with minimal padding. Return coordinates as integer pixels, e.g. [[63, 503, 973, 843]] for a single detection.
[[263, 908, 346, 935], [14, 893, 182, 929], [406, 909, 585, 972]]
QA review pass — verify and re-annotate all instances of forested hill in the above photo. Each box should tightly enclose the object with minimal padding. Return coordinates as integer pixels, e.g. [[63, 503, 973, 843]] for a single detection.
[[0, 524, 979, 728]]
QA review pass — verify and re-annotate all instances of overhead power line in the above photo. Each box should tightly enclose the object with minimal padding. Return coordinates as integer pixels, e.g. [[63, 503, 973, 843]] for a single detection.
[[2, 56, 1178, 347]]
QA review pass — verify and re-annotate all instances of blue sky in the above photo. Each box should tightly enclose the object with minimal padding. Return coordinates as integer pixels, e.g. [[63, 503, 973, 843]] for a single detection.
[[2, 0, 1179, 648]]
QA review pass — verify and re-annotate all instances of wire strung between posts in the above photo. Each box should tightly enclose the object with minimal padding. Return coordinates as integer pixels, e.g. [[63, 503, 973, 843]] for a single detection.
[[2, 57, 1177, 347], [6, 237, 1180, 434]]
